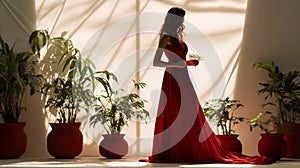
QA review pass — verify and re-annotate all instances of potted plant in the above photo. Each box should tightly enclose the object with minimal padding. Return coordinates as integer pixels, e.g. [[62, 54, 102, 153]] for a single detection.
[[0, 33, 44, 158], [36, 30, 95, 159], [253, 62, 300, 158], [203, 97, 245, 153], [249, 111, 287, 160], [90, 72, 150, 159]]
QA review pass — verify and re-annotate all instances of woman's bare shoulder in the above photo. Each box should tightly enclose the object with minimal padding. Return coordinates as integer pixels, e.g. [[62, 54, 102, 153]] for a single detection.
[[159, 34, 171, 47]]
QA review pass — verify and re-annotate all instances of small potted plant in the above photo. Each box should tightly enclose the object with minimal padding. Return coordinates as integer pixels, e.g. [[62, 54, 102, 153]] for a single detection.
[[0, 33, 44, 158], [36, 30, 95, 159], [90, 71, 150, 159], [249, 111, 287, 160], [253, 62, 300, 158], [203, 97, 245, 153]]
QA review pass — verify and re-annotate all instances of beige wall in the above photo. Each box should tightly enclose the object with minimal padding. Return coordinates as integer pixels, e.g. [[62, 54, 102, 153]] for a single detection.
[[234, 0, 300, 155], [1, 0, 299, 158], [0, 0, 36, 50], [0, 0, 49, 157]]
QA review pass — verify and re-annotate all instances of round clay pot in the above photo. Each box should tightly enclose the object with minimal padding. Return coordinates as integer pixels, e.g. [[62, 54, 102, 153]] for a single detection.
[[99, 134, 128, 159], [0, 122, 27, 159], [284, 123, 300, 158], [258, 133, 287, 160], [217, 134, 242, 153], [47, 122, 83, 159]]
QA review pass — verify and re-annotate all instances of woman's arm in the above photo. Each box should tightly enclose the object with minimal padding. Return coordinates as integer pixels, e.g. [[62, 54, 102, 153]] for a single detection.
[[153, 34, 186, 68]]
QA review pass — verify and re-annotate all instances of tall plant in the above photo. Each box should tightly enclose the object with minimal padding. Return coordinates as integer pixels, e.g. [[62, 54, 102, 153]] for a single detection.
[[0, 34, 44, 123], [33, 30, 95, 123], [253, 62, 300, 132]]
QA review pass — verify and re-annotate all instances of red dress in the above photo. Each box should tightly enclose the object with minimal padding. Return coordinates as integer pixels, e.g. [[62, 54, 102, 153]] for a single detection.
[[142, 37, 274, 164]]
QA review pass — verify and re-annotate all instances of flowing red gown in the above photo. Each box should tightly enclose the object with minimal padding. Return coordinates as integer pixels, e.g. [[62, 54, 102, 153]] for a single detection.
[[141, 37, 274, 164]]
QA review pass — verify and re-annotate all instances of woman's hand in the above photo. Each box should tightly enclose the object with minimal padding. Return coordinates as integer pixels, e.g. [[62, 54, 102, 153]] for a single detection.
[[186, 60, 199, 66]]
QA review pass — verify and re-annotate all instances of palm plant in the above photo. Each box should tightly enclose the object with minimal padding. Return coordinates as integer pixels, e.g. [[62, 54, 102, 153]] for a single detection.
[[0, 34, 44, 123], [37, 30, 95, 123], [253, 62, 300, 133], [42, 58, 95, 123]]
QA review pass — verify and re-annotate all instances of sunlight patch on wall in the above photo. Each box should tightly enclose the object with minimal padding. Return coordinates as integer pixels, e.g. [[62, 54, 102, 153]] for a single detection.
[[35, 0, 247, 156]]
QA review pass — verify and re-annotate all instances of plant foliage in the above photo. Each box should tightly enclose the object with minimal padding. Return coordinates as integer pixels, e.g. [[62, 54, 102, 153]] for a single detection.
[[203, 97, 245, 135], [253, 62, 300, 133], [32, 30, 95, 123], [90, 71, 150, 134], [0, 34, 44, 123], [249, 111, 279, 134]]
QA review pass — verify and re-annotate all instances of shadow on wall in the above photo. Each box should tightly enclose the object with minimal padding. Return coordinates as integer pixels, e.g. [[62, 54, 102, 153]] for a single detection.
[[234, 0, 300, 156], [1, 0, 249, 157], [0, 0, 49, 157]]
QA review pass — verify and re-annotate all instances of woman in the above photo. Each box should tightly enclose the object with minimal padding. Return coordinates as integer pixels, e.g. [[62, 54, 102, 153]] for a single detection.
[[141, 7, 274, 164]]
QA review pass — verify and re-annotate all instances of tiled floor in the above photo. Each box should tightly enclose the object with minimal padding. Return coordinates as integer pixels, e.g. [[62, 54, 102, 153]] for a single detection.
[[0, 157, 300, 168]]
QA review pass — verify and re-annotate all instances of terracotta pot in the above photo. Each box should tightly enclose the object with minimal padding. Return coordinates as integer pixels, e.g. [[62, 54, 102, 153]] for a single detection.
[[0, 122, 27, 159], [217, 134, 242, 153], [284, 123, 300, 158], [47, 122, 83, 159], [258, 133, 287, 160], [99, 134, 128, 159]]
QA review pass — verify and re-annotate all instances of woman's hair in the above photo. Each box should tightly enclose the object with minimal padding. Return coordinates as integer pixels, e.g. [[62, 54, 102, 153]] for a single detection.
[[160, 7, 186, 39]]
